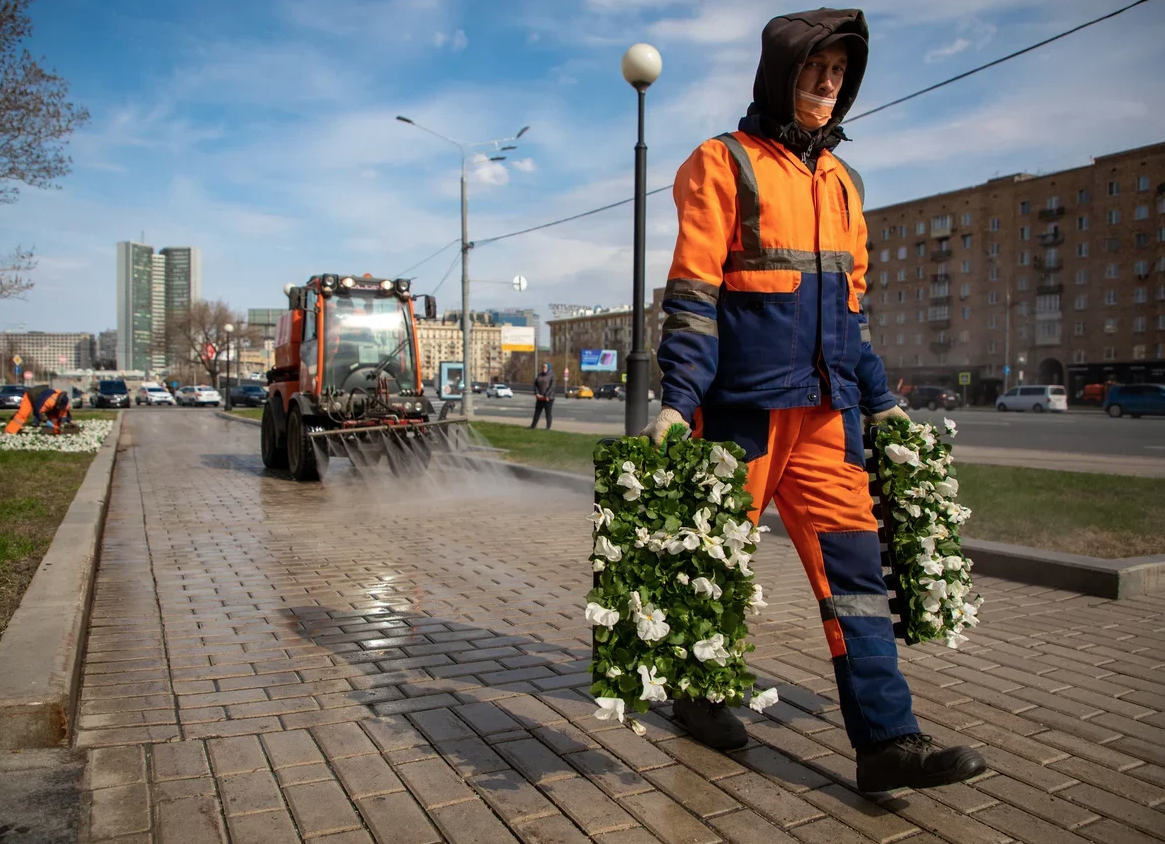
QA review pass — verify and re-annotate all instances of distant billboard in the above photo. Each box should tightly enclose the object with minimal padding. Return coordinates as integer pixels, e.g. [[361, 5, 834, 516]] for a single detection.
[[438, 361, 464, 400], [580, 349, 618, 372], [501, 325, 536, 353]]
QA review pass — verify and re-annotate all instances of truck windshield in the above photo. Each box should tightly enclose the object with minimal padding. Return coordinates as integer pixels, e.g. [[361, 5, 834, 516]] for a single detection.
[[325, 294, 417, 392]]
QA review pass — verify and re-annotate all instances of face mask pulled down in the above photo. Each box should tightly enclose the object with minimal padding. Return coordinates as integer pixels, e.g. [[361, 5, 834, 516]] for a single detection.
[[794, 90, 836, 130]]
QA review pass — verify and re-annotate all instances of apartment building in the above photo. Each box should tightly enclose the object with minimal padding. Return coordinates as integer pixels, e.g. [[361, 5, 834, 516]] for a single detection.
[[414, 320, 502, 385], [862, 142, 1164, 403], [547, 305, 665, 390], [1, 331, 93, 376]]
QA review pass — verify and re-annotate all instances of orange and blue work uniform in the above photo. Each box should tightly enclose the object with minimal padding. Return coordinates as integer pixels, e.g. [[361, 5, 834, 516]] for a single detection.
[[659, 130, 919, 748], [3, 386, 71, 435]]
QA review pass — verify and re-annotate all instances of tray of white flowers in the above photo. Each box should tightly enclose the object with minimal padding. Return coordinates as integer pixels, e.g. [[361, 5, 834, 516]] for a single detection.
[[0, 419, 115, 454], [866, 416, 982, 649], [585, 430, 779, 732]]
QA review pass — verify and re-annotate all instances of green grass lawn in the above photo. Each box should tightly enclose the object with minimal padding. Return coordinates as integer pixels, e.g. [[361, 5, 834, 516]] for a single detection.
[[230, 408, 263, 420], [470, 422, 1165, 558], [0, 451, 94, 639]]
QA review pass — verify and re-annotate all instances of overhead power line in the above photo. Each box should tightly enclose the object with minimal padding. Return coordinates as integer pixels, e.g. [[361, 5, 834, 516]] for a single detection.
[[471, 0, 1153, 248], [393, 238, 460, 279], [429, 250, 464, 296]]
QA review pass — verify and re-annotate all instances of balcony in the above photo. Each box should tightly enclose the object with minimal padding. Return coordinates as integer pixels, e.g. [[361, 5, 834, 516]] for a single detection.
[[1038, 205, 1066, 221], [928, 318, 952, 329], [929, 339, 953, 353], [1033, 257, 1063, 274], [931, 273, 951, 283], [931, 249, 953, 261], [1037, 282, 1063, 296], [1035, 333, 1062, 347], [930, 294, 952, 305], [930, 225, 952, 239], [1037, 230, 1064, 246]]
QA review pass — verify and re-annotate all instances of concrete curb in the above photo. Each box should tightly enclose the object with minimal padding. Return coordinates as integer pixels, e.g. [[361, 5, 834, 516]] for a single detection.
[[0, 411, 124, 748], [215, 410, 260, 427], [467, 457, 1164, 601]]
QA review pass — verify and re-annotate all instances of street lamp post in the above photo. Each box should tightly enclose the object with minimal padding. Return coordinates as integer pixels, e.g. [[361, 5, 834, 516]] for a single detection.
[[396, 116, 529, 417], [224, 323, 234, 411], [621, 43, 662, 436]]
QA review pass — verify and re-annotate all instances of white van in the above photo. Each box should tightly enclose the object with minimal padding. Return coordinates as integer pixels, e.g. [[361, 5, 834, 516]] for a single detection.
[[996, 384, 1068, 413]]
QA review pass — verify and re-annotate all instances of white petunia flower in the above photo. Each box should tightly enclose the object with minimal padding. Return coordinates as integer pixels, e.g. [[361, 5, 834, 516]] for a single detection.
[[704, 541, 727, 561], [918, 556, 944, 577], [585, 602, 620, 629], [652, 468, 674, 488], [749, 687, 780, 712], [587, 504, 614, 531], [673, 646, 687, 659], [722, 519, 752, 554], [904, 503, 922, 519], [605, 666, 622, 678], [945, 632, 969, 649], [622, 461, 636, 473], [748, 584, 768, 616], [884, 443, 921, 467], [706, 691, 725, 704], [679, 678, 690, 691], [675, 572, 690, 585], [637, 665, 668, 702], [944, 418, 958, 436], [629, 719, 647, 736], [693, 507, 712, 533], [919, 578, 948, 613], [617, 471, 644, 501], [935, 478, 959, 498], [664, 532, 701, 554], [691, 577, 723, 600], [710, 445, 739, 478], [633, 527, 651, 548], [593, 535, 623, 562], [693, 633, 731, 667], [636, 604, 670, 642], [627, 590, 643, 620], [943, 555, 964, 572], [592, 559, 606, 572], [594, 697, 625, 722]]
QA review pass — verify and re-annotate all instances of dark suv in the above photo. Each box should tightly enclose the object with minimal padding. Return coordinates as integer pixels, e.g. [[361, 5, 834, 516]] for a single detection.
[[230, 385, 268, 407], [908, 385, 958, 411], [92, 379, 130, 408], [0, 384, 26, 410], [596, 383, 624, 400]]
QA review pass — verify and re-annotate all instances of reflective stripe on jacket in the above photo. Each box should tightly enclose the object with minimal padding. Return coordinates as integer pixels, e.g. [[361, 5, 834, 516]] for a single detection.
[[657, 131, 894, 421]]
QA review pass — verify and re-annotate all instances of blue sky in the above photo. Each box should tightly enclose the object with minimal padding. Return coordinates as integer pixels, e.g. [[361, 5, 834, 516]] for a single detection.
[[4, 0, 1164, 340]]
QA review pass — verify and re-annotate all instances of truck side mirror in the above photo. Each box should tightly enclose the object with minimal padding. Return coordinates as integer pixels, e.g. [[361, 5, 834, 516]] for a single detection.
[[422, 295, 437, 320]]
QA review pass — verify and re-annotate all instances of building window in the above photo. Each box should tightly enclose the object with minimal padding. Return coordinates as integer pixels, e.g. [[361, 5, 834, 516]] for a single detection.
[[1105, 264, 1119, 280], [1077, 215, 1089, 231], [915, 353, 924, 365], [1074, 321, 1085, 337], [1159, 226, 1165, 242], [1133, 316, 1146, 332], [1017, 302, 1030, 316], [1077, 242, 1090, 258], [1047, 196, 1061, 209], [1137, 175, 1150, 192], [1075, 295, 1088, 310], [914, 266, 924, 280], [1108, 180, 1119, 196], [1135, 261, 1150, 278], [1134, 286, 1147, 302], [988, 243, 1000, 256], [960, 282, 971, 297], [1077, 188, 1090, 203], [1104, 317, 1118, 333], [881, 227, 891, 241], [1020, 201, 1030, 215], [897, 246, 907, 260], [916, 242, 926, 257], [877, 313, 888, 325], [896, 310, 906, 321], [988, 291, 999, 305], [1104, 346, 1116, 360], [1073, 349, 1086, 363], [1135, 232, 1150, 248], [1157, 283, 1165, 301], [880, 249, 890, 262], [1133, 344, 1147, 361], [1105, 289, 1117, 305], [1106, 237, 1120, 252], [1018, 325, 1029, 341], [915, 309, 924, 323], [988, 339, 997, 353], [1019, 251, 1029, 266], [988, 266, 999, 281], [879, 270, 889, 285], [961, 306, 970, 320], [914, 333, 923, 345], [1017, 276, 1029, 291], [932, 214, 951, 230], [1019, 225, 1030, 241], [898, 225, 907, 237], [961, 259, 971, 273], [916, 288, 926, 301], [1159, 197, 1165, 214], [1036, 293, 1060, 313], [916, 221, 926, 235], [1136, 205, 1150, 221], [1107, 209, 1120, 225], [961, 212, 972, 226], [961, 234, 972, 249], [990, 217, 1000, 232], [897, 269, 907, 282], [880, 291, 890, 305], [1159, 315, 1165, 330], [1076, 268, 1089, 285], [896, 333, 904, 345]]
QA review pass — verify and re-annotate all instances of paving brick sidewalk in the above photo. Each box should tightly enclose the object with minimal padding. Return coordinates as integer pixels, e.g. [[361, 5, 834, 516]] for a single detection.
[[76, 411, 1165, 843]]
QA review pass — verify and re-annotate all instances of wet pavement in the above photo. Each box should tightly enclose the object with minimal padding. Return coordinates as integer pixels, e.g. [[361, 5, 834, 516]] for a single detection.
[[78, 410, 1165, 843]]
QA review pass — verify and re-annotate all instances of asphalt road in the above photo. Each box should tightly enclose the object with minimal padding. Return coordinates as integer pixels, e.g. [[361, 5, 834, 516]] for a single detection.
[[471, 394, 1165, 458]]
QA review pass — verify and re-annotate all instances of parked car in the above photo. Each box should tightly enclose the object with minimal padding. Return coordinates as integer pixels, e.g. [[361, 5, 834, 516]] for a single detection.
[[1104, 383, 1165, 418], [71, 387, 84, 409], [177, 385, 221, 407], [91, 379, 131, 409], [596, 383, 624, 400], [471, 381, 488, 394], [907, 385, 958, 411], [566, 385, 593, 398], [136, 383, 176, 406], [230, 385, 268, 407], [486, 383, 514, 398], [995, 384, 1068, 413], [0, 384, 26, 410], [890, 392, 910, 411]]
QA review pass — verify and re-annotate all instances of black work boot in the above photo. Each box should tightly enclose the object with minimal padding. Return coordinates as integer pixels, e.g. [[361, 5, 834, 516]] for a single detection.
[[672, 698, 748, 751], [856, 733, 986, 793]]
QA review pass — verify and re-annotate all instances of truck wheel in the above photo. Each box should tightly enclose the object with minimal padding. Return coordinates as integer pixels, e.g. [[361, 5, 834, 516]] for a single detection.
[[261, 403, 288, 469], [1107, 404, 1123, 418], [287, 405, 323, 481], [927, 400, 938, 411]]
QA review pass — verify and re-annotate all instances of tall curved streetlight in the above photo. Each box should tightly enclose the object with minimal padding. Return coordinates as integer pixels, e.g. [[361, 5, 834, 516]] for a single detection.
[[396, 116, 530, 416], [621, 43, 662, 436]]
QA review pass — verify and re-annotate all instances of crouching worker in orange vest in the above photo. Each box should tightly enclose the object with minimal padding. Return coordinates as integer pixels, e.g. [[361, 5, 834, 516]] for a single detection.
[[641, 8, 986, 793], [3, 385, 72, 435]]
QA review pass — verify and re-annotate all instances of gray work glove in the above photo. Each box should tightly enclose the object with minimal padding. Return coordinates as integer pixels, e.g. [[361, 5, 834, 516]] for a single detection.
[[869, 405, 910, 425], [640, 406, 689, 446]]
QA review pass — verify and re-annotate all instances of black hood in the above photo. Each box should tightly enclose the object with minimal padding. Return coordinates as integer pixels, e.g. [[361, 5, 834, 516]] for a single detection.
[[739, 8, 868, 158]]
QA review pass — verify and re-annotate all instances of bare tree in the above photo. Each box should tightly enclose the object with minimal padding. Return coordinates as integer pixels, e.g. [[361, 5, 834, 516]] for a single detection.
[[167, 300, 261, 385], [1, 0, 89, 299]]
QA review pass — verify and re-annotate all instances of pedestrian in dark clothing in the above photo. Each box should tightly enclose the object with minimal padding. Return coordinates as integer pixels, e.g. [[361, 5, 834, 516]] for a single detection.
[[530, 364, 555, 429]]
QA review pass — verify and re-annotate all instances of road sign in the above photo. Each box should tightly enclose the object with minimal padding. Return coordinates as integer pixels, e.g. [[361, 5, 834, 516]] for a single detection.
[[58, 355, 67, 365], [11, 355, 21, 366], [1003, 365, 1011, 375], [958, 371, 971, 386], [512, 275, 528, 291], [23, 371, 33, 381]]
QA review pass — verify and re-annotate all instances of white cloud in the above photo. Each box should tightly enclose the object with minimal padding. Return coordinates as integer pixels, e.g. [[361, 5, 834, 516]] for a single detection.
[[433, 31, 447, 47], [512, 158, 538, 173], [925, 37, 971, 63], [451, 29, 468, 51], [471, 153, 509, 186]]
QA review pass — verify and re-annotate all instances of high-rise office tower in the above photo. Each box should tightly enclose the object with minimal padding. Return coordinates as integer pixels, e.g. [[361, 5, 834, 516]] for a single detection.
[[115, 241, 203, 373]]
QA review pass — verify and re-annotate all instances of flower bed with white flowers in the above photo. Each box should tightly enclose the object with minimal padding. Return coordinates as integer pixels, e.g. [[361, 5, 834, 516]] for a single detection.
[[872, 416, 982, 649], [0, 420, 114, 453], [585, 433, 779, 729]]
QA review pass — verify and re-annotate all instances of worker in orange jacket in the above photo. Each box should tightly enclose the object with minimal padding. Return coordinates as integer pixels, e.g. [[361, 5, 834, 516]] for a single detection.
[[642, 9, 986, 792], [3, 385, 72, 435]]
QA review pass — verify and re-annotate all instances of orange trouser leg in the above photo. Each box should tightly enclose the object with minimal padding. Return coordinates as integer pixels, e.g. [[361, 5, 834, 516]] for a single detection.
[[3, 394, 34, 434]]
